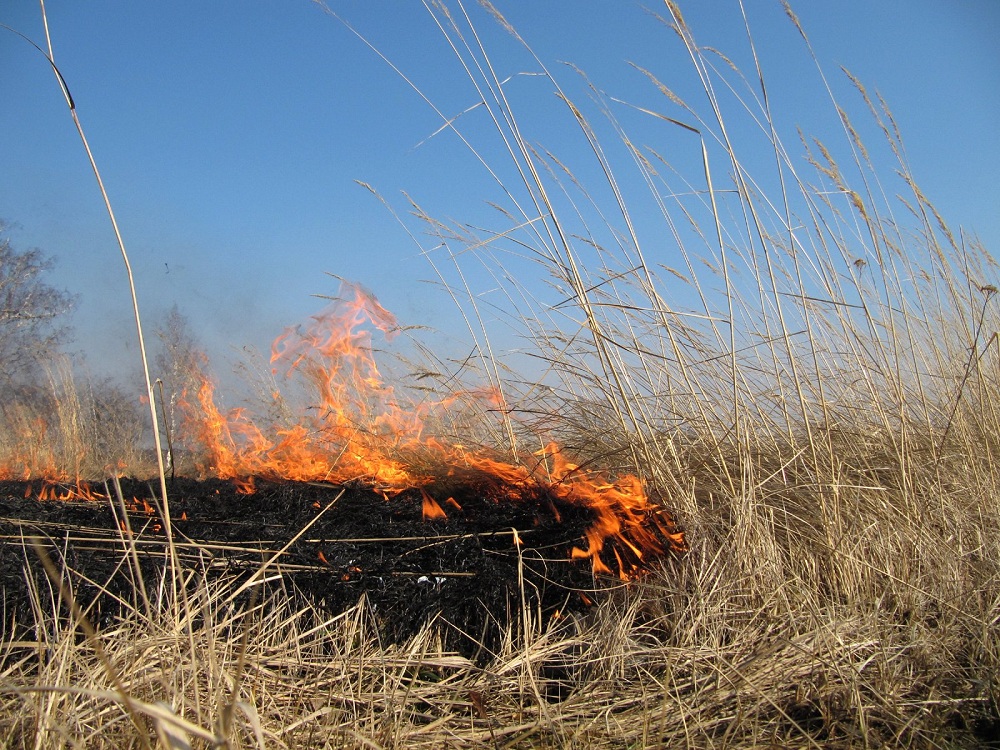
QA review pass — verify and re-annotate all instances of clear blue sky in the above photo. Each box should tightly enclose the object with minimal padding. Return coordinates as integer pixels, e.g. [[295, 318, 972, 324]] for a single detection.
[[1, 1, 998, 386]]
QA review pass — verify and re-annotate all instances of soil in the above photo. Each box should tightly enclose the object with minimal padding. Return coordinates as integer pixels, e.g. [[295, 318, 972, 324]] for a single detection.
[[0, 476, 658, 656]]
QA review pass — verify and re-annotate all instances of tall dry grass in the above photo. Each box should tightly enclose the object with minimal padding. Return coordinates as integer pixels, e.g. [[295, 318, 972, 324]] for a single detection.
[[2, 1, 998, 748], [0, 356, 149, 481]]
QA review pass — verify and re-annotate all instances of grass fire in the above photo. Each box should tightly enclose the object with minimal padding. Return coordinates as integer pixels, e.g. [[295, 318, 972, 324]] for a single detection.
[[184, 281, 686, 578], [1, 283, 688, 658], [1, 2, 998, 748]]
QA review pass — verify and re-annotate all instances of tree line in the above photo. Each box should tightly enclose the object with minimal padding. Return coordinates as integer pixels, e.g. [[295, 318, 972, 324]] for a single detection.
[[0, 221, 197, 478]]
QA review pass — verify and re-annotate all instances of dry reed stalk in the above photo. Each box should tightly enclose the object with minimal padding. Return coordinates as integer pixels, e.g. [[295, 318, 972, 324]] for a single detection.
[[2, 1, 998, 747]]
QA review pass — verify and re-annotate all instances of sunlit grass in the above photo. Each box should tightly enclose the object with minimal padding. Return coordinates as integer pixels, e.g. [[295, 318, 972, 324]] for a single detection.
[[1, 1, 998, 747]]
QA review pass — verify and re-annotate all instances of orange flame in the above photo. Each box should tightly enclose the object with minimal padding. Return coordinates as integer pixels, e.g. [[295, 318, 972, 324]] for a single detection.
[[186, 283, 424, 489], [34, 480, 105, 502], [181, 282, 686, 577], [421, 489, 448, 521], [0, 420, 66, 482]]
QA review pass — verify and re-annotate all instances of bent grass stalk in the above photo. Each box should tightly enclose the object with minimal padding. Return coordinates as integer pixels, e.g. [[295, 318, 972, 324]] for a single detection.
[[2, 1, 999, 747], [34, 2, 171, 529], [32, 0, 187, 609]]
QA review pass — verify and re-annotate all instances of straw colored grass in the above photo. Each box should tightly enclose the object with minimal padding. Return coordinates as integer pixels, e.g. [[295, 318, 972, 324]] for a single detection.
[[3, 1, 999, 747], [2, 442, 996, 748]]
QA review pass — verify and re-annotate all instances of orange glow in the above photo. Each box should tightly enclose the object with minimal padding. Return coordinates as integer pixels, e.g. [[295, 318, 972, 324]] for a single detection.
[[170, 282, 687, 578], [0, 281, 685, 579], [183, 283, 428, 491], [0, 418, 65, 482], [35, 480, 105, 502], [421, 489, 448, 521]]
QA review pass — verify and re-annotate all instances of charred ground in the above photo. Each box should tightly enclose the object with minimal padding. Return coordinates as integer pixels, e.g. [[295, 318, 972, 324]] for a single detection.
[[0, 476, 667, 656]]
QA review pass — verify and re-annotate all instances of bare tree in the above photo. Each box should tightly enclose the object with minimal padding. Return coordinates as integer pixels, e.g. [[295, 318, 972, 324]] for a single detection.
[[0, 222, 76, 387], [154, 304, 207, 475], [85, 376, 146, 473]]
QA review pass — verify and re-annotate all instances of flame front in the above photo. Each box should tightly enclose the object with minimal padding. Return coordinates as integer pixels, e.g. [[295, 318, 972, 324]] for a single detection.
[[188, 283, 422, 490], [182, 282, 686, 577]]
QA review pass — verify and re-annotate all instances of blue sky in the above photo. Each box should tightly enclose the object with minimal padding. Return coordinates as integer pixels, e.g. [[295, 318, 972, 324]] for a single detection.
[[1, 1, 998, 387]]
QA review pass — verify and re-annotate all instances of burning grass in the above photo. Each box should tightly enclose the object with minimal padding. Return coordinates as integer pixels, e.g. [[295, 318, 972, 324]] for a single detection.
[[181, 281, 685, 580], [2, 435, 997, 748], [2, 1, 1000, 747], [0, 475, 677, 656]]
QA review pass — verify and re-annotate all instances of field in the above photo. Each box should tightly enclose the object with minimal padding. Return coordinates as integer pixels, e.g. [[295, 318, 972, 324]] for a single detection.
[[1, 2, 998, 748]]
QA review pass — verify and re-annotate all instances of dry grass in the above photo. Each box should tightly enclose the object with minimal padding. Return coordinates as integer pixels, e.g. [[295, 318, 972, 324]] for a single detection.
[[2, 1, 999, 747], [1, 452, 996, 749], [0, 356, 150, 481]]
